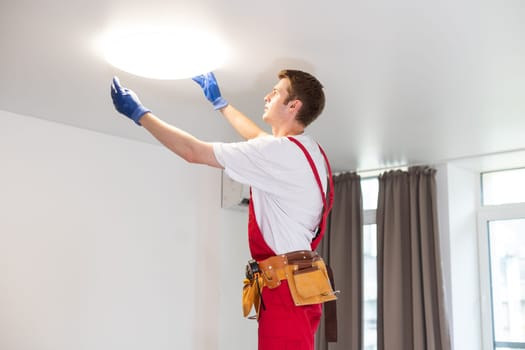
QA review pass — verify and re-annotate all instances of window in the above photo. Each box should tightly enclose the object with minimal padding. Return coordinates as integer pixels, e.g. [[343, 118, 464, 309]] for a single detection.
[[361, 177, 378, 350], [362, 177, 379, 211], [363, 223, 377, 350], [488, 218, 525, 349], [479, 168, 525, 350], [482, 168, 525, 206]]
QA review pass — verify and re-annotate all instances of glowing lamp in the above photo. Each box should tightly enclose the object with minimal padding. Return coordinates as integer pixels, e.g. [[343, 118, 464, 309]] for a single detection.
[[101, 26, 229, 79]]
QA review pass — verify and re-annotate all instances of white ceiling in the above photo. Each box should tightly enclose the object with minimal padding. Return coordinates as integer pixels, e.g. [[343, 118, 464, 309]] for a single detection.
[[2, 0, 525, 172]]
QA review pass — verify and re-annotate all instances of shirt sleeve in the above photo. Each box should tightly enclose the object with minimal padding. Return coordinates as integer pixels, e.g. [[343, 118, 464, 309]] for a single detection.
[[212, 136, 305, 195]]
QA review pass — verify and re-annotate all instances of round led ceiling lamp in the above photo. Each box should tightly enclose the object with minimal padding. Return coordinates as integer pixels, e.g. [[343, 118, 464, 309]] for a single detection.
[[102, 26, 229, 80]]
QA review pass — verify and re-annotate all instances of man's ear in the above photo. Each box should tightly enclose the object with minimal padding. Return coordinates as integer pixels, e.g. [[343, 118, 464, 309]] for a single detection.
[[288, 99, 302, 113]]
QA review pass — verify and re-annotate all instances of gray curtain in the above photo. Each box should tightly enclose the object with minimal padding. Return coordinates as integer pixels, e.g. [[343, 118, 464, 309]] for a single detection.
[[376, 167, 451, 350], [316, 172, 363, 350]]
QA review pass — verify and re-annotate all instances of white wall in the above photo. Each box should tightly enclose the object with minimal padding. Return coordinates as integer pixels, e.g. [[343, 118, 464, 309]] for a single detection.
[[0, 110, 257, 350], [436, 163, 483, 350]]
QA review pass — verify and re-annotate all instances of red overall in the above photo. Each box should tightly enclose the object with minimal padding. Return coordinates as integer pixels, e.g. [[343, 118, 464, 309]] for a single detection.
[[248, 137, 334, 350]]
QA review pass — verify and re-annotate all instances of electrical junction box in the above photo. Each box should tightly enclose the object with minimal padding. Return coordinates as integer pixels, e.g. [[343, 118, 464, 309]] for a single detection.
[[221, 171, 250, 211]]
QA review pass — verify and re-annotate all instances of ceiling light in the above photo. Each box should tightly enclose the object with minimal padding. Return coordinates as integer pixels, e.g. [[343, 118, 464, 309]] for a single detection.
[[101, 26, 229, 80]]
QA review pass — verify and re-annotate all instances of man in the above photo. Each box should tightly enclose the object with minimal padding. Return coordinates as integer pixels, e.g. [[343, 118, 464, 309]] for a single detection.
[[110, 70, 334, 349]]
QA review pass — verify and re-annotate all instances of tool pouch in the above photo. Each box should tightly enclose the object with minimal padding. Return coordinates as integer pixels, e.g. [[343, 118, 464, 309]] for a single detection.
[[258, 256, 286, 289], [286, 258, 337, 306], [243, 277, 262, 318]]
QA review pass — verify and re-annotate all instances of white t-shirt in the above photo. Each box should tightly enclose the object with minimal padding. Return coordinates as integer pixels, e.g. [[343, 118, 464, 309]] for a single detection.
[[213, 134, 328, 254]]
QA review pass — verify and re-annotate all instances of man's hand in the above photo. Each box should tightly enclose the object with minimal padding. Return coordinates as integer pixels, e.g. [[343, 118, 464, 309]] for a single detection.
[[192, 72, 228, 110], [110, 77, 151, 125]]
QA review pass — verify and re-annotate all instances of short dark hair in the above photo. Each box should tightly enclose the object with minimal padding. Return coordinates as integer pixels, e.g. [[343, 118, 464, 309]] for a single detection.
[[278, 69, 325, 127]]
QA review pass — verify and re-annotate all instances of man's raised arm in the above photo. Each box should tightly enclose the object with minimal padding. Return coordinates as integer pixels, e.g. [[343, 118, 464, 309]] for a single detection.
[[110, 77, 222, 168], [192, 72, 268, 140]]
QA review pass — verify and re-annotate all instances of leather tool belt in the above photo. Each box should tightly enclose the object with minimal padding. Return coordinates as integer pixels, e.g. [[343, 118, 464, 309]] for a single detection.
[[242, 250, 338, 319]]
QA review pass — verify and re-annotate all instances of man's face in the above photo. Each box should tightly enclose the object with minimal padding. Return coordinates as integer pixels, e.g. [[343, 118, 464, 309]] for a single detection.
[[262, 78, 293, 124]]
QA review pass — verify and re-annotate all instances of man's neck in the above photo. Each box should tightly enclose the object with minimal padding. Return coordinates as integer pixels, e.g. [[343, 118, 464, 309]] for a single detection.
[[271, 125, 305, 138]]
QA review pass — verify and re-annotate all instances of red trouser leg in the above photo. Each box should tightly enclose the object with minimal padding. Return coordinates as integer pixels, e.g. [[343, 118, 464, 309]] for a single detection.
[[258, 280, 322, 350]]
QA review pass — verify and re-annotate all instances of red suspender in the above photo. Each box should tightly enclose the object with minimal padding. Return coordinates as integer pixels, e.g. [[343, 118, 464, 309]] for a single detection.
[[287, 137, 334, 249]]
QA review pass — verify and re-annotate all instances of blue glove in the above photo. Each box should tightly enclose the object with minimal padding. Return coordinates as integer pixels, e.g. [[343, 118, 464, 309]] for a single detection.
[[192, 72, 229, 110], [110, 77, 151, 125]]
